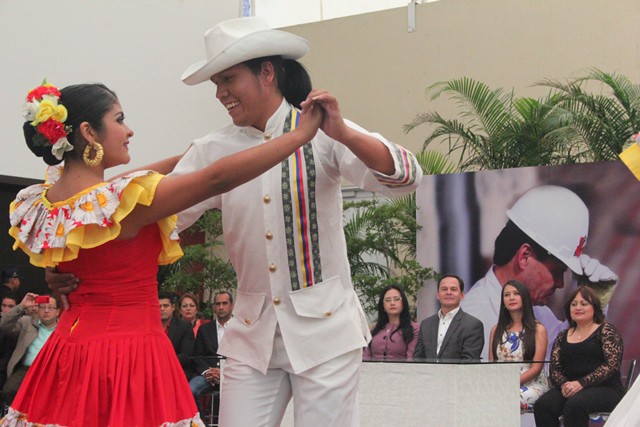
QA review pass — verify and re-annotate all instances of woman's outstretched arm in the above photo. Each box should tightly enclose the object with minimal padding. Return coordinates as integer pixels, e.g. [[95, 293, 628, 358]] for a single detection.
[[119, 99, 323, 237], [109, 154, 184, 181]]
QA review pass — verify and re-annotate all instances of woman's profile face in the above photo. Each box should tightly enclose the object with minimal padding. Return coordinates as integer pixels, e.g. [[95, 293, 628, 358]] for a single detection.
[[570, 292, 594, 323], [97, 101, 134, 168], [503, 284, 523, 313], [180, 297, 197, 322], [383, 288, 403, 318]]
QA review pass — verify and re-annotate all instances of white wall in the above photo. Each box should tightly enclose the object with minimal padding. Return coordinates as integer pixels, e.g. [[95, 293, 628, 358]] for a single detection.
[[286, 0, 640, 160], [3, 0, 639, 182], [255, 0, 427, 27], [1, 0, 241, 180]]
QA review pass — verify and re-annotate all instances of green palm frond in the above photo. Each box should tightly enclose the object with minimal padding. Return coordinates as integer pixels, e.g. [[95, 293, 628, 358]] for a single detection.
[[407, 71, 639, 171], [415, 150, 457, 175], [426, 78, 514, 137], [538, 69, 640, 160]]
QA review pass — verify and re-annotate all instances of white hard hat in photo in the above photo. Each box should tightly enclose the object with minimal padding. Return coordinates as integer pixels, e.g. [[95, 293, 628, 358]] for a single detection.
[[506, 185, 589, 275]]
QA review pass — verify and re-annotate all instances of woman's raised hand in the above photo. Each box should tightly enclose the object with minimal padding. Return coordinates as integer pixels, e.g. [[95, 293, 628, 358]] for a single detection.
[[298, 94, 325, 141]]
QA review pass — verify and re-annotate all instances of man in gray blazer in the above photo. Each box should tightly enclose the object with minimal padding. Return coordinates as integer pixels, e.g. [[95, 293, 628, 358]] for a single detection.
[[0, 293, 59, 404], [413, 275, 484, 361]]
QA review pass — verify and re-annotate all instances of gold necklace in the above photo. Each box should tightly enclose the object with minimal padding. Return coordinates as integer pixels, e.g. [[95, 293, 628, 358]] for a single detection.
[[574, 322, 595, 340]]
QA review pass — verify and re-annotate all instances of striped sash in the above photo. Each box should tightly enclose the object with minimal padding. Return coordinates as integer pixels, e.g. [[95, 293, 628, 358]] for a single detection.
[[280, 108, 322, 291]]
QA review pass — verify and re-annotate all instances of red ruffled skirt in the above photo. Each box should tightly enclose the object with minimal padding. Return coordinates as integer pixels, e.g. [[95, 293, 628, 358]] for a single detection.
[[2, 226, 202, 427]]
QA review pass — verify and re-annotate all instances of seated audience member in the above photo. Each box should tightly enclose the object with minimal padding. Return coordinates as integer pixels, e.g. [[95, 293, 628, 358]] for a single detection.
[[0, 293, 59, 404], [189, 290, 235, 420], [0, 268, 21, 304], [413, 275, 484, 361], [534, 286, 624, 427], [363, 285, 418, 361], [1, 295, 19, 391], [1, 296, 17, 315], [159, 291, 195, 380], [489, 280, 549, 412], [179, 292, 209, 337]]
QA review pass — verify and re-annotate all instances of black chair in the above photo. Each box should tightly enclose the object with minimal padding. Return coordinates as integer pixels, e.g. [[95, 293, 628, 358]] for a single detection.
[[199, 386, 221, 427]]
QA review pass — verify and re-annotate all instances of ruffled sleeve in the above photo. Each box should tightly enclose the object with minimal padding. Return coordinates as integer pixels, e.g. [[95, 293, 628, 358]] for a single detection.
[[9, 170, 182, 267]]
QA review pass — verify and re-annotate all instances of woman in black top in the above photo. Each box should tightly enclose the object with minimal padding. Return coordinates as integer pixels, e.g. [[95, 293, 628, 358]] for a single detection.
[[534, 286, 624, 427]]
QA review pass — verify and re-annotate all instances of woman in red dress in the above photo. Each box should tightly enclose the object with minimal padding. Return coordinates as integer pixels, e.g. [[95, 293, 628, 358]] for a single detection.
[[2, 81, 322, 427]]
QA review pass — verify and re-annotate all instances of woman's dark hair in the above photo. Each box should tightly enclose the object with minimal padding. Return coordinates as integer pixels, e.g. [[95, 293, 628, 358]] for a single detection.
[[369, 285, 414, 347], [24, 83, 118, 165], [564, 285, 605, 327], [491, 280, 538, 361], [244, 56, 312, 109]]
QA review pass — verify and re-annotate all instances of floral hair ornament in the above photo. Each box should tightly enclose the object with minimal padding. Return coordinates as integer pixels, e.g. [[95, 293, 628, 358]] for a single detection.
[[24, 80, 73, 160]]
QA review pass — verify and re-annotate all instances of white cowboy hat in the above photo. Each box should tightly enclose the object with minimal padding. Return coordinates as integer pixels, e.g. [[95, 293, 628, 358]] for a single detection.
[[182, 17, 309, 86]]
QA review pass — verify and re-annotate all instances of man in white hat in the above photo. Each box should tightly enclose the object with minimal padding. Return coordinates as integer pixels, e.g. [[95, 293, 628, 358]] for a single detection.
[[174, 16, 421, 427], [461, 185, 619, 361]]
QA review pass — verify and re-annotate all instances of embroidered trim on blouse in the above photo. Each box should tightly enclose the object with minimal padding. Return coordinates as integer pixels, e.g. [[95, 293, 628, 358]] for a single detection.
[[9, 170, 181, 267]]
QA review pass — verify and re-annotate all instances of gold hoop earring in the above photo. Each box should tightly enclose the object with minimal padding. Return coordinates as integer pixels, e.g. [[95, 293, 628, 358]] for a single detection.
[[83, 141, 104, 167]]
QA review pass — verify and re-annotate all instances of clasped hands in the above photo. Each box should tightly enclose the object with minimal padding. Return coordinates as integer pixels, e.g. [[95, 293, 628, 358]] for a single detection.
[[204, 367, 221, 385], [561, 380, 583, 398]]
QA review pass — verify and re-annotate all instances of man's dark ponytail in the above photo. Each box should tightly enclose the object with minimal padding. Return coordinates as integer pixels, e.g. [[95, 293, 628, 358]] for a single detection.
[[244, 56, 312, 109], [277, 59, 312, 109]]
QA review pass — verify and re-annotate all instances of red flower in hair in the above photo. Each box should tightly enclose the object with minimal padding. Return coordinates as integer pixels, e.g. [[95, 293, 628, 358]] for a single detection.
[[573, 236, 587, 256], [26, 84, 62, 102], [38, 119, 68, 144]]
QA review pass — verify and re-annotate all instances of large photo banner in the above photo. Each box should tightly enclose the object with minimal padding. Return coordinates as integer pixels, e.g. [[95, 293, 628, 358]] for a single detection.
[[416, 160, 640, 361]]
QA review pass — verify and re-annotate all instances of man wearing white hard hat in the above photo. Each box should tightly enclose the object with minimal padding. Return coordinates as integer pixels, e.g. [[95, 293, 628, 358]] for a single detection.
[[461, 185, 619, 362], [173, 17, 421, 426]]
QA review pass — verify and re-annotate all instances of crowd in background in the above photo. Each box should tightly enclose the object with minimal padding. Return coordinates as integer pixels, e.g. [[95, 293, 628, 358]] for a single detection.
[[364, 278, 627, 427], [1, 260, 629, 427]]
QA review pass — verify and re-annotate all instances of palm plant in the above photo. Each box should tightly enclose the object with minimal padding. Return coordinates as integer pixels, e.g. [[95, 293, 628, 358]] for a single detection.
[[344, 197, 436, 317], [343, 150, 453, 316], [403, 77, 579, 171], [538, 69, 640, 161]]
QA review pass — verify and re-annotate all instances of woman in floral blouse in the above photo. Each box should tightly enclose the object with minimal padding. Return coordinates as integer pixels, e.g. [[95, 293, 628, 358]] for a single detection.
[[489, 280, 549, 412]]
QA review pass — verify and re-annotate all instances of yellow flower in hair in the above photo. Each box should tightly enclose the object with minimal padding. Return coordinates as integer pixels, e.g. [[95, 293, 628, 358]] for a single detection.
[[33, 99, 56, 126], [52, 103, 68, 122]]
